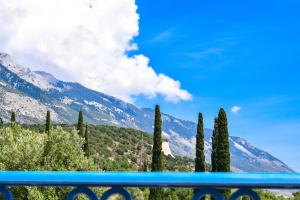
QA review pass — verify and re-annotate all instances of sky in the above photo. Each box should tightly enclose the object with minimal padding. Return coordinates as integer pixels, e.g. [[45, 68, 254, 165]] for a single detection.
[[0, 0, 299, 171], [133, 0, 300, 171]]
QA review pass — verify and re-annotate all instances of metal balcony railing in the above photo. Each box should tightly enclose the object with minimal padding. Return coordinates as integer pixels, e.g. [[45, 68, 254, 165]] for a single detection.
[[0, 172, 300, 200]]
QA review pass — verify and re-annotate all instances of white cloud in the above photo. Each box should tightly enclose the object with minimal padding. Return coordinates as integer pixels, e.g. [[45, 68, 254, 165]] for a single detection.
[[231, 106, 242, 115], [0, 0, 191, 103]]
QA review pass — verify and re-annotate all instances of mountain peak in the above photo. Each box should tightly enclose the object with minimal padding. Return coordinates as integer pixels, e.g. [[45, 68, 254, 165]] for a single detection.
[[0, 52, 17, 68], [0, 53, 56, 91], [0, 52, 11, 60]]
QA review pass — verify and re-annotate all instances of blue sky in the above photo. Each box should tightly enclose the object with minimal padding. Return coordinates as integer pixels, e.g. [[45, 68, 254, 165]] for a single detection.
[[133, 0, 300, 171]]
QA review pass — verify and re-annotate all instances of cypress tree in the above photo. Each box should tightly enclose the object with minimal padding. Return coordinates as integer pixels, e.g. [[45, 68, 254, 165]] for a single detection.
[[11, 112, 16, 124], [0, 117, 3, 126], [45, 110, 51, 133], [194, 112, 206, 199], [216, 108, 231, 199], [211, 118, 218, 172], [149, 105, 163, 200], [143, 158, 148, 172], [216, 108, 230, 172], [84, 124, 90, 157], [195, 112, 205, 173], [151, 105, 163, 171], [77, 110, 84, 137]]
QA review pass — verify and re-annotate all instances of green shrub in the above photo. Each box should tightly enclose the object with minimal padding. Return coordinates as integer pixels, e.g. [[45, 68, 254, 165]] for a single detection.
[[0, 125, 98, 199]]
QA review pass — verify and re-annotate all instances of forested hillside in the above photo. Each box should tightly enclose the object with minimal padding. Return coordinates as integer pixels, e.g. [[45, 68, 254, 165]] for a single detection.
[[25, 124, 200, 172]]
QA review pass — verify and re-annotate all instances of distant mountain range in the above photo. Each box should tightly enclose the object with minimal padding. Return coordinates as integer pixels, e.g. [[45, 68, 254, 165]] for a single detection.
[[0, 52, 294, 172]]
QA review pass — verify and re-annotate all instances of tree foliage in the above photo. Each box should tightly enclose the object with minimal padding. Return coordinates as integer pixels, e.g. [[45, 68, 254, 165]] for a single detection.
[[10, 111, 16, 124], [151, 105, 163, 172], [0, 125, 97, 199], [84, 123, 90, 157], [195, 112, 205, 172], [45, 110, 51, 133], [77, 110, 84, 137], [211, 117, 218, 172], [211, 109, 231, 174], [194, 112, 205, 199], [149, 105, 164, 200], [27, 124, 196, 172], [0, 123, 294, 200], [215, 108, 230, 173], [211, 108, 231, 199]]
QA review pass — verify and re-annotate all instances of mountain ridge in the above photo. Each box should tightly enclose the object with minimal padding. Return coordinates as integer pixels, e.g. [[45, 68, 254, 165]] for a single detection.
[[0, 52, 294, 172]]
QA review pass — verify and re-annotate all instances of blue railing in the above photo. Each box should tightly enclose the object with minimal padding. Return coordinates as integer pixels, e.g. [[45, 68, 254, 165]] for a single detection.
[[0, 172, 300, 199]]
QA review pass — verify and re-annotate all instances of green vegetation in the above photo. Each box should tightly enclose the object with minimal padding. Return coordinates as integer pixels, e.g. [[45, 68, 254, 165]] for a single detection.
[[215, 108, 230, 172], [0, 107, 297, 200], [211, 117, 218, 172], [151, 105, 164, 172], [0, 125, 97, 199], [227, 190, 300, 200], [195, 112, 205, 172], [84, 123, 90, 157], [256, 190, 300, 200], [0, 123, 196, 199], [27, 124, 195, 172], [45, 110, 51, 133], [10, 111, 16, 124], [149, 105, 164, 200], [211, 108, 231, 199], [77, 110, 84, 137], [194, 112, 205, 198], [292, 191, 300, 200]]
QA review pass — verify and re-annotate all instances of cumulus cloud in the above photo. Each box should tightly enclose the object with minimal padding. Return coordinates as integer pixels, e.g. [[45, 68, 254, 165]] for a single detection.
[[231, 106, 242, 115], [0, 0, 191, 103]]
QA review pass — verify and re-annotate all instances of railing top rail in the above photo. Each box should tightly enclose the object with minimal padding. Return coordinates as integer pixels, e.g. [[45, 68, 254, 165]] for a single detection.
[[0, 172, 300, 189]]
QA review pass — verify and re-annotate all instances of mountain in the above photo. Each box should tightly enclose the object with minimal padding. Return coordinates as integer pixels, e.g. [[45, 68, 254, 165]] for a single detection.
[[0, 52, 294, 172]]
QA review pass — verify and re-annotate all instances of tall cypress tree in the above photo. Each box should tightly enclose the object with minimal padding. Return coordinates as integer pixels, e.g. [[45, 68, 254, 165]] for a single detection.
[[216, 108, 231, 198], [195, 112, 205, 172], [194, 112, 206, 198], [143, 159, 148, 172], [11, 112, 16, 124], [0, 117, 3, 126], [45, 110, 51, 133], [211, 118, 218, 172], [84, 124, 90, 157], [77, 110, 84, 137], [149, 105, 163, 200], [216, 108, 230, 172], [151, 105, 163, 171]]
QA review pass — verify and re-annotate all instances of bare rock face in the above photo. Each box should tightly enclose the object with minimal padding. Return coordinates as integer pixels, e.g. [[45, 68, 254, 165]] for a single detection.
[[162, 141, 174, 158], [1, 91, 61, 123]]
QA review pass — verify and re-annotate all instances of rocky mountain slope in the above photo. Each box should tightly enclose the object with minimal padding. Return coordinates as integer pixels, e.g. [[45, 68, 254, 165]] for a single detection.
[[0, 52, 294, 172]]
